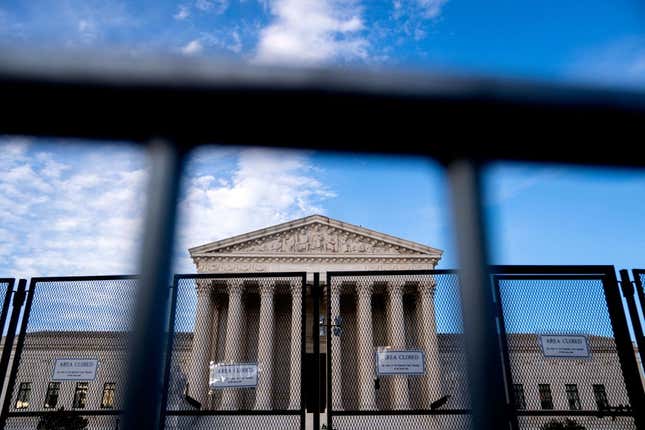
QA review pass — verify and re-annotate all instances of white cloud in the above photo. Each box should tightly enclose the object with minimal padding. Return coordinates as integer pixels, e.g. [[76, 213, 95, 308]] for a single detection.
[[567, 37, 645, 88], [416, 0, 447, 19], [486, 166, 564, 205], [195, 0, 229, 14], [254, 0, 368, 65], [176, 147, 335, 271], [0, 138, 148, 278], [181, 39, 203, 54], [0, 140, 334, 277], [174, 5, 190, 20], [229, 30, 242, 53]]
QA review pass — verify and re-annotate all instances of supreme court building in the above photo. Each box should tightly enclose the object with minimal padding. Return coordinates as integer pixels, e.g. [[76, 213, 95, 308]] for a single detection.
[[3, 214, 638, 430]]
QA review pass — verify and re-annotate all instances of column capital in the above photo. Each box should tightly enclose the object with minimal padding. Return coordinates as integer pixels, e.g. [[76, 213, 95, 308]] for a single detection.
[[386, 280, 406, 297], [418, 279, 437, 298], [227, 279, 245, 296], [355, 280, 373, 299], [289, 281, 302, 296], [195, 281, 212, 296], [330, 283, 343, 296], [259, 283, 276, 296]]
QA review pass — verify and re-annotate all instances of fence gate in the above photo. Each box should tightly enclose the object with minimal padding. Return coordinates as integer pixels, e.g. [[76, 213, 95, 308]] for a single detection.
[[163, 273, 307, 430], [492, 266, 645, 430], [0, 275, 139, 430], [325, 270, 471, 430]]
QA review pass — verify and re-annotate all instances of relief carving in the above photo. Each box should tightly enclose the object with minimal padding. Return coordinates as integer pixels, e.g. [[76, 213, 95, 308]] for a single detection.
[[216, 223, 418, 255]]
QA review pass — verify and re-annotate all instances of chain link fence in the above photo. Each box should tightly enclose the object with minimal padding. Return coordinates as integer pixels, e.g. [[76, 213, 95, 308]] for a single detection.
[[0, 276, 138, 430], [163, 273, 306, 430], [494, 272, 639, 430], [326, 270, 471, 430]]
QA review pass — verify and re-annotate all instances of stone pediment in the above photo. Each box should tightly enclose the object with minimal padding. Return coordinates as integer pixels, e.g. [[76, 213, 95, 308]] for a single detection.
[[189, 215, 443, 258]]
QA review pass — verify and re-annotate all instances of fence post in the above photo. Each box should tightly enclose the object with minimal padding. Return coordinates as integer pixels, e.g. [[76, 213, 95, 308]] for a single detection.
[[0, 279, 27, 423], [619, 270, 645, 374], [157, 281, 179, 430], [492, 276, 519, 430], [604, 268, 645, 427], [0, 279, 34, 429], [122, 140, 184, 430], [312, 273, 321, 430], [445, 159, 509, 430]]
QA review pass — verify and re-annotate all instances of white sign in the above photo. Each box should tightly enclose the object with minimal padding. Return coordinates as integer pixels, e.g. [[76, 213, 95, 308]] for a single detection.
[[209, 362, 258, 389], [539, 335, 590, 358], [376, 349, 425, 375], [52, 359, 98, 381]]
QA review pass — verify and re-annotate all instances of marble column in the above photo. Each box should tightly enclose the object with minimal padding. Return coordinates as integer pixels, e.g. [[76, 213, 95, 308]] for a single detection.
[[356, 280, 377, 410], [330, 283, 343, 410], [288, 282, 303, 410], [254, 282, 275, 410], [221, 280, 245, 410], [187, 280, 214, 407], [418, 279, 441, 407], [207, 298, 221, 410], [387, 280, 410, 410]]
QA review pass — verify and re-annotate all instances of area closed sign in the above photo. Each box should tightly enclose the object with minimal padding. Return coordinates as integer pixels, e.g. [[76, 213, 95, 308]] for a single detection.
[[376, 349, 425, 375], [209, 363, 258, 389], [539, 335, 590, 358], [52, 359, 98, 381]]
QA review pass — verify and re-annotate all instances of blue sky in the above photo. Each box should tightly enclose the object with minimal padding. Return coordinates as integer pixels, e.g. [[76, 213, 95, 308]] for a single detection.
[[0, 0, 644, 86], [2, 140, 644, 340], [2, 138, 645, 278]]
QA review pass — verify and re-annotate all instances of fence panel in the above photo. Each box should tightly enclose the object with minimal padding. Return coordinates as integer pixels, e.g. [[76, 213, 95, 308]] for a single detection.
[[163, 273, 307, 430], [0, 276, 138, 430], [326, 270, 471, 430], [493, 266, 644, 430]]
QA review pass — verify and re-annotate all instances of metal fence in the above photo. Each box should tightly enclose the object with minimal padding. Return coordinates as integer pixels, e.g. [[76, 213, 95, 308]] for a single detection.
[[493, 266, 644, 430], [0, 276, 138, 430], [0, 268, 643, 430], [162, 273, 307, 430], [325, 270, 471, 430]]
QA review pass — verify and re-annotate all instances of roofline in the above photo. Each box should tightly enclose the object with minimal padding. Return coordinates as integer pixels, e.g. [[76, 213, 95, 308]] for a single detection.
[[188, 214, 444, 256]]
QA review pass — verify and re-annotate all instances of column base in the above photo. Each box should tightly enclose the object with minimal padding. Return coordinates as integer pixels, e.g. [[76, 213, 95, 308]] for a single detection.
[[359, 402, 377, 411]]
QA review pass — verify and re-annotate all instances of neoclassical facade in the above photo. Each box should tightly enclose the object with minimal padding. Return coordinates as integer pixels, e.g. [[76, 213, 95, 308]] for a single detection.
[[184, 215, 444, 411], [1, 214, 638, 430]]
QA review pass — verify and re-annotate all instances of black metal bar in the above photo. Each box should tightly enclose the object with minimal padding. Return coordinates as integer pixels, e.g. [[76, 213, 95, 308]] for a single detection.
[[491, 265, 615, 275], [326, 273, 332, 430], [157, 281, 179, 430], [312, 273, 320, 430], [3, 54, 645, 168], [0, 279, 35, 429], [164, 410, 303, 416], [122, 140, 184, 430], [174, 272, 308, 279], [331, 409, 471, 416], [0, 278, 15, 404], [492, 276, 520, 430], [7, 410, 124, 417], [0, 279, 21, 414], [619, 270, 645, 372], [0, 279, 15, 343], [601, 268, 645, 428], [492, 274, 603, 281], [633, 270, 645, 342], [445, 159, 509, 430], [326, 269, 457, 277], [515, 410, 635, 417], [300, 273, 307, 430], [28, 275, 138, 282]]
